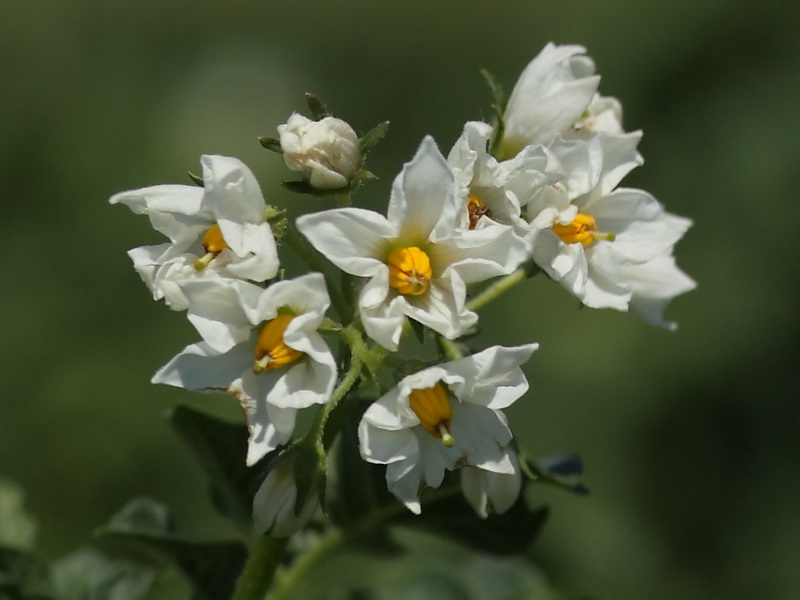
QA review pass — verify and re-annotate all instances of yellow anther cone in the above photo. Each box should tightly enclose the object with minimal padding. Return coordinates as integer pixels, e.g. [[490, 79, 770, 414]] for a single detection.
[[253, 314, 304, 373], [387, 246, 432, 296], [409, 383, 454, 447], [551, 212, 614, 247]]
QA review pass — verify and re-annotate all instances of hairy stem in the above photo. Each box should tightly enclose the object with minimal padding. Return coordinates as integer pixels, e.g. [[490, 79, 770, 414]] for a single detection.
[[230, 535, 289, 600]]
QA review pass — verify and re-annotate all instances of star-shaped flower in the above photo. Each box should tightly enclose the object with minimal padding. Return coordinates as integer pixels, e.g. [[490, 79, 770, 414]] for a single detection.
[[152, 273, 336, 465], [358, 344, 537, 514], [447, 121, 562, 246], [110, 154, 279, 310], [526, 134, 693, 321], [296, 136, 527, 350]]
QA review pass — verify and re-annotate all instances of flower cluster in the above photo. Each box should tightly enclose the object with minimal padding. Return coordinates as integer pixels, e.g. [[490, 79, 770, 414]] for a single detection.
[[111, 43, 694, 538]]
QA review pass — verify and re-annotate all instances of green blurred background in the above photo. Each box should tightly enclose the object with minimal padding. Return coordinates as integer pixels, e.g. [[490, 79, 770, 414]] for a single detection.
[[2, 0, 799, 598]]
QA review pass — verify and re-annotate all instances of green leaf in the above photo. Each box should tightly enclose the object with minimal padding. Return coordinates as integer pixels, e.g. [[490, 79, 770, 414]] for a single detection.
[[325, 409, 395, 527], [258, 136, 283, 153], [358, 121, 390, 153], [521, 453, 589, 496], [0, 479, 37, 551], [50, 549, 154, 600], [169, 404, 267, 533], [97, 498, 247, 600], [397, 488, 549, 556], [0, 546, 53, 600], [305, 93, 330, 120]]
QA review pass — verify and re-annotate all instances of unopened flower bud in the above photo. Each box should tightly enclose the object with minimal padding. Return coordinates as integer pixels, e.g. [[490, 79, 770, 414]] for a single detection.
[[278, 113, 360, 189], [253, 455, 321, 537]]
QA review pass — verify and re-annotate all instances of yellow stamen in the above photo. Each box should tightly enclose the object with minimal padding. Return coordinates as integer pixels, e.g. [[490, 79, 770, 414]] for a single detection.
[[467, 194, 492, 230], [253, 314, 303, 374], [551, 212, 616, 248], [409, 383, 454, 447], [195, 224, 229, 270], [387, 246, 432, 296]]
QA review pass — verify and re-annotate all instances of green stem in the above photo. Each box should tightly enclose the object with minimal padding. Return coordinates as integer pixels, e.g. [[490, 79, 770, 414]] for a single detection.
[[230, 535, 289, 600], [340, 324, 386, 380], [438, 336, 465, 361], [466, 267, 527, 312], [315, 346, 363, 445], [267, 487, 460, 600], [284, 223, 351, 322]]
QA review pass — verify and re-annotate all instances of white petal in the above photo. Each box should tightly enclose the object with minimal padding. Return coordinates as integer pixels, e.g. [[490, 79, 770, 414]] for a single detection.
[[449, 403, 513, 471], [461, 452, 522, 518], [246, 272, 330, 326], [181, 279, 259, 353], [220, 222, 279, 282], [201, 155, 266, 225], [361, 388, 419, 431], [622, 254, 697, 330], [267, 349, 335, 409], [360, 278, 407, 351], [403, 274, 477, 340], [582, 243, 632, 310], [445, 344, 537, 410], [387, 136, 460, 242], [151, 341, 251, 391], [502, 43, 600, 152], [296, 208, 395, 276], [386, 459, 424, 514], [593, 189, 691, 263], [358, 421, 419, 465]]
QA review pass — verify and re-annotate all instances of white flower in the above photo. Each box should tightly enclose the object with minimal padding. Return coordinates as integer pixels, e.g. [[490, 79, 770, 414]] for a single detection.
[[152, 273, 337, 465], [278, 113, 360, 189], [252, 455, 320, 537], [296, 136, 528, 350], [358, 344, 537, 514], [447, 121, 562, 247], [500, 43, 600, 158], [110, 155, 279, 310], [526, 134, 693, 318], [461, 452, 522, 518]]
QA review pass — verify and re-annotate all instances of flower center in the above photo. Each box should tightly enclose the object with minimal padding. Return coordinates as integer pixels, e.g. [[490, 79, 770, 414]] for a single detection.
[[551, 212, 616, 247], [387, 246, 432, 296], [408, 382, 454, 447], [253, 314, 304, 374], [467, 194, 492, 230], [195, 224, 230, 270]]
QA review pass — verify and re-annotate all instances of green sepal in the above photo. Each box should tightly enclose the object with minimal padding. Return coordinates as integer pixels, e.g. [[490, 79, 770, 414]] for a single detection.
[[480, 68, 507, 159], [305, 93, 330, 120], [187, 171, 204, 187], [258, 136, 283, 153], [168, 405, 271, 534], [520, 452, 589, 496], [96, 498, 247, 600], [281, 180, 344, 196], [358, 121, 390, 153]]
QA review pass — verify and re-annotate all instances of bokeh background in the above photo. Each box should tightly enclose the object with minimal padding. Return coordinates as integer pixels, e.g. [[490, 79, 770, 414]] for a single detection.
[[2, 0, 799, 598]]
